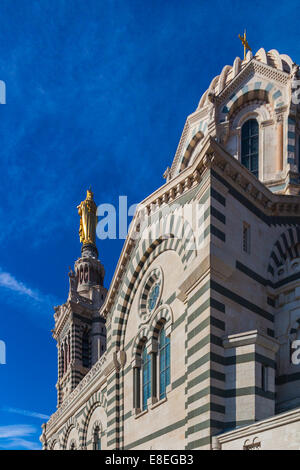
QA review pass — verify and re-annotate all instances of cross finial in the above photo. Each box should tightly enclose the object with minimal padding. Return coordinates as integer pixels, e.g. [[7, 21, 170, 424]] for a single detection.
[[238, 29, 252, 60]]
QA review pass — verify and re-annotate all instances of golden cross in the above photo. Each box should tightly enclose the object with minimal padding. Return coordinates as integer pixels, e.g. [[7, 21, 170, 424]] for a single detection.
[[238, 30, 252, 60]]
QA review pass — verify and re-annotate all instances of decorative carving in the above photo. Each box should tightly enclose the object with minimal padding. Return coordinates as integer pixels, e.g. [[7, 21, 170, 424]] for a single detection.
[[291, 63, 299, 80], [67, 267, 76, 299], [202, 153, 215, 169], [243, 438, 261, 450], [208, 92, 217, 122], [163, 166, 171, 182]]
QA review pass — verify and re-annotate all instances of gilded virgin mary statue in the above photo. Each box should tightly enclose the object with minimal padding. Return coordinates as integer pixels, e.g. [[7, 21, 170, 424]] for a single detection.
[[77, 188, 97, 245]]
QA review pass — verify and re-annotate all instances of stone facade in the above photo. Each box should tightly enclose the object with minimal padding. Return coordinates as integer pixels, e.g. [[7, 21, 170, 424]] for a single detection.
[[41, 48, 300, 450]]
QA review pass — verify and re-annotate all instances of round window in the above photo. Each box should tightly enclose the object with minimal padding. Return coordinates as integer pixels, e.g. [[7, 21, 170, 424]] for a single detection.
[[148, 284, 160, 312]]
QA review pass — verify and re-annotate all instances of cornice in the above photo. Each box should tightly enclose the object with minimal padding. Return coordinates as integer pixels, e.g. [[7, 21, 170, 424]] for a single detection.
[[215, 406, 300, 444], [210, 141, 300, 216]]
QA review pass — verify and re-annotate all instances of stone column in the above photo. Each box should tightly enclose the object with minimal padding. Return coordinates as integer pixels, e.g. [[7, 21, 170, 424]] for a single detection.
[[106, 362, 121, 450], [150, 353, 157, 403], [133, 366, 140, 411], [276, 115, 283, 172], [223, 330, 279, 424], [148, 338, 158, 404], [131, 355, 142, 414]]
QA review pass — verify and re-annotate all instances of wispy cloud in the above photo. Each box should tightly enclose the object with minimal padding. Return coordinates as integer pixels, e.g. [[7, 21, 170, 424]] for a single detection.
[[0, 438, 41, 450], [3, 407, 50, 420], [0, 269, 40, 301], [0, 424, 36, 439], [0, 266, 60, 324], [0, 425, 41, 450]]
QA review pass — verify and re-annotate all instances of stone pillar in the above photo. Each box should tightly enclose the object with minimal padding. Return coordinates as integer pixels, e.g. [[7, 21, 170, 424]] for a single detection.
[[276, 115, 283, 172], [148, 338, 158, 404], [223, 330, 279, 424], [106, 364, 121, 450], [151, 352, 157, 402], [91, 316, 106, 365], [131, 355, 141, 413], [212, 436, 221, 450], [183, 279, 226, 450], [133, 366, 140, 411]]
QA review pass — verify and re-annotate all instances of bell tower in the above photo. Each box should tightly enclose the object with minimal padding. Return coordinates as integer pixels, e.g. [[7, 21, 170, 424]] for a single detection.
[[53, 189, 107, 407]]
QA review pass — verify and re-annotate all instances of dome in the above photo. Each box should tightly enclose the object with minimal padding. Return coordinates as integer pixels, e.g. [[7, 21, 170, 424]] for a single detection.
[[197, 48, 295, 110]]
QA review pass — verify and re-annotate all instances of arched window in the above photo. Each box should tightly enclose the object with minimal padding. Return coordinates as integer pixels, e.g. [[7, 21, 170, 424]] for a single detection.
[[93, 426, 101, 450], [82, 329, 90, 368], [159, 327, 170, 399], [142, 346, 151, 410], [241, 119, 259, 177]]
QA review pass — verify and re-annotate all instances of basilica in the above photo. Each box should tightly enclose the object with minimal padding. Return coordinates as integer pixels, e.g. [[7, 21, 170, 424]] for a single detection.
[[41, 47, 300, 450]]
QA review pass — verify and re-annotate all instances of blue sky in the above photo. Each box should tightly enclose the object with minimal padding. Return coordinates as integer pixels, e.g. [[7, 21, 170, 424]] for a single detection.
[[0, 0, 299, 450]]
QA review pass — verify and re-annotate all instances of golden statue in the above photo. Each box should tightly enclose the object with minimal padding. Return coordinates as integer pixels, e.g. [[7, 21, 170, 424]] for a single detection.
[[77, 188, 97, 245]]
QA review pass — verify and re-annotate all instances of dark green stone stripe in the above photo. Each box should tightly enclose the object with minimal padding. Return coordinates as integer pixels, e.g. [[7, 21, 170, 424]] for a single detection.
[[186, 419, 223, 437], [225, 386, 275, 400], [188, 297, 225, 326], [187, 281, 210, 308], [124, 419, 186, 450], [187, 299, 210, 325], [166, 292, 176, 305], [188, 316, 225, 342], [211, 280, 274, 322], [187, 369, 225, 390], [187, 386, 225, 405], [172, 374, 186, 389], [172, 312, 186, 330], [226, 352, 276, 368], [212, 168, 300, 226], [123, 411, 132, 421], [188, 351, 224, 374], [236, 260, 268, 286], [211, 224, 226, 242], [211, 188, 226, 206], [187, 334, 222, 358], [211, 206, 226, 224], [187, 402, 225, 420], [186, 436, 211, 449]]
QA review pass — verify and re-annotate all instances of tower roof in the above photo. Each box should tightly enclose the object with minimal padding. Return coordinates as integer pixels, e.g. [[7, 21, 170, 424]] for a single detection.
[[197, 48, 295, 111]]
